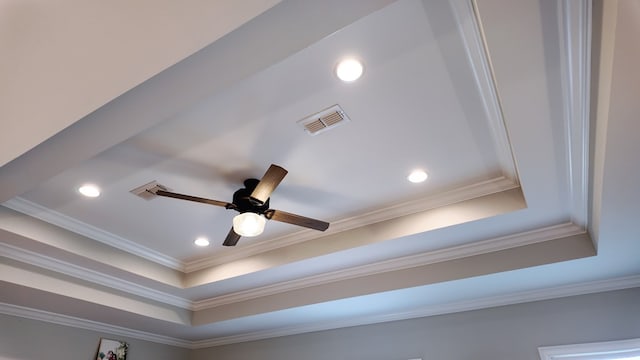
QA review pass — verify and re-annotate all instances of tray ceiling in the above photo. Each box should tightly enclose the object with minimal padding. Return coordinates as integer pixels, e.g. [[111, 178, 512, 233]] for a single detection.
[[1, 0, 639, 348]]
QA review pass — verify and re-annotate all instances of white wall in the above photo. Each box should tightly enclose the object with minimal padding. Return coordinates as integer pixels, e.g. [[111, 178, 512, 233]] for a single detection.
[[190, 287, 640, 360], [0, 314, 189, 360]]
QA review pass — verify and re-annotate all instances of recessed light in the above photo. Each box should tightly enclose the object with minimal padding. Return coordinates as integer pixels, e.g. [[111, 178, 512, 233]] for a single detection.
[[407, 170, 428, 183], [194, 237, 210, 247], [335, 58, 364, 82], [78, 184, 101, 197]]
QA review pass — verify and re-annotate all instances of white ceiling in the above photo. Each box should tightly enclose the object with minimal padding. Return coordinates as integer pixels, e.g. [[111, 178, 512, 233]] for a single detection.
[[0, 0, 282, 168], [1, 0, 639, 348]]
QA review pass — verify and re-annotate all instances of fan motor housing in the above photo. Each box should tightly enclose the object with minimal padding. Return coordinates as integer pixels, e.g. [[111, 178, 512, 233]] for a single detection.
[[232, 179, 270, 213]]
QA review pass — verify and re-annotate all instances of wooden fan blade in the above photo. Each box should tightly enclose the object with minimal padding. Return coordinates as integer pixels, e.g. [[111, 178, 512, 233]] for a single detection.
[[222, 227, 241, 246], [155, 190, 232, 208], [250, 164, 288, 204], [266, 209, 329, 231]]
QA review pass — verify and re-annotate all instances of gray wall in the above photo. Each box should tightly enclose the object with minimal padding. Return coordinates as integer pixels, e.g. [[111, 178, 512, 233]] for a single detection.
[[190, 288, 640, 360], [0, 313, 189, 360], [1, 288, 638, 360]]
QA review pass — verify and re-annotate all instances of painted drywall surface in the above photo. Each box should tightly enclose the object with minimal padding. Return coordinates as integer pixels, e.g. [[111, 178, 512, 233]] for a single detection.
[[0, 0, 281, 168], [0, 314, 188, 360], [0, 288, 638, 359], [190, 288, 640, 360]]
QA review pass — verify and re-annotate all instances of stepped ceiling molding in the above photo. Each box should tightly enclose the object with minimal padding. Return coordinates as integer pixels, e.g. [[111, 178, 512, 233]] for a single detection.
[[2, 0, 640, 347]]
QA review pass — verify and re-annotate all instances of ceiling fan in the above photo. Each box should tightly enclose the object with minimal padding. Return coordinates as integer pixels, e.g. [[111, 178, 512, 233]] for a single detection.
[[148, 164, 329, 246]]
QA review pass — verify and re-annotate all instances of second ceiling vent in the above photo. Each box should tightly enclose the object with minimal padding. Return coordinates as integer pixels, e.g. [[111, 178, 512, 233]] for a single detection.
[[297, 104, 350, 136]]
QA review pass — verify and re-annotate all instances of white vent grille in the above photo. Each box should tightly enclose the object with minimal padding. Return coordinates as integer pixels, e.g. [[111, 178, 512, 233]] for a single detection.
[[298, 104, 350, 135], [130, 181, 169, 200]]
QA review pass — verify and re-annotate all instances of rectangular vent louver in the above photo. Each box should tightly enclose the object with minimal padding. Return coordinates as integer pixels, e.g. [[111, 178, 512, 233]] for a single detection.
[[130, 181, 169, 200], [297, 104, 350, 136]]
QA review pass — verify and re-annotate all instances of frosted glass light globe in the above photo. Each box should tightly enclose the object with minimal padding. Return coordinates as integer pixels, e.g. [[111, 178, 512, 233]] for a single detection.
[[233, 213, 267, 237]]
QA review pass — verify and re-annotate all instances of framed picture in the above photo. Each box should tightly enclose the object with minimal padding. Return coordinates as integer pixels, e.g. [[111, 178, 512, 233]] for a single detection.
[[96, 338, 128, 360]]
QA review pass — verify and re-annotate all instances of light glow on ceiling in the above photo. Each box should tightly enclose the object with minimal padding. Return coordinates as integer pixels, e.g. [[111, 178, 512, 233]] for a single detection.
[[78, 184, 101, 197], [194, 237, 210, 247], [335, 58, 364, 82], [407, 170, 428, 183]]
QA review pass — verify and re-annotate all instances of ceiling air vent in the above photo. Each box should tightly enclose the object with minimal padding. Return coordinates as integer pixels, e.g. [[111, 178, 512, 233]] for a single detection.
[[297, 104, 350, 136], [130, 181, 169, 200]]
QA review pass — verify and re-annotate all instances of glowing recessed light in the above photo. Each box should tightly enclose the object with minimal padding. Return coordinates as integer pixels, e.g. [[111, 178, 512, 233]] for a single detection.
[[407, 170, 428, 183], [194, 237, 210, 247], [78, 184, 101, 197], [335, 58, 364, 82]]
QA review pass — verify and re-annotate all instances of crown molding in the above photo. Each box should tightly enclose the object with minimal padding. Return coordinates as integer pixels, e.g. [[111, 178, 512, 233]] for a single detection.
[[191, 274, 640, 348], [589, 0, 618, 245], [3, 177, 518, 275], [1, 219, 583, 313], [558, 0, 592, 228], [193, 222, 583, 310], [0, 242, 192, 309], [449, 0, 518, 182], [185, 176, 519, 272], [449, 0, 592, 229], [0, 302, 192, 348], [3, 274, 638, 349], [2, 197, 185, 271], [0, 215, 582, 315]]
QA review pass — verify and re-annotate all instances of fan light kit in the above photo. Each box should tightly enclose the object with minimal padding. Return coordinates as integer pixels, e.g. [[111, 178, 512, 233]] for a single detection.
[[335, 58, 364, 82], [407, 170, 428, 183], [79, 184, 101, 197], [140, 164, 330, 246], [233, 212, 266, 237]]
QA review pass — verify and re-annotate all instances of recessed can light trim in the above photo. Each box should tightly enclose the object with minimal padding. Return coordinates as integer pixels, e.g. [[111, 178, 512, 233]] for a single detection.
[[194, 237, 210, 247], [78, 184, 101, 197], [407, 170, 428, 183], [335, 58, 364, 82]]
